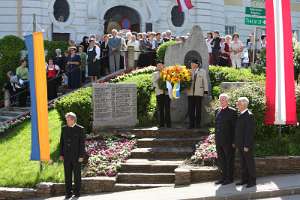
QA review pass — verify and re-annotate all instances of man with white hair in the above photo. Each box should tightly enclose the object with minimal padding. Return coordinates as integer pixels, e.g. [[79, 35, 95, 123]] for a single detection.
[[215, 93, 237, 185], [108, 29, 122, 72], [234, 97, 256, 188], [59, 112, 86, 198]]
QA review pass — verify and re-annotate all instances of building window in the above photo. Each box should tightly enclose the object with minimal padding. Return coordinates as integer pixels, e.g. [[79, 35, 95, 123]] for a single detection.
[[171, 6, 185, 27], [225, 25, 236, 35], [53, 0, 70, 22]]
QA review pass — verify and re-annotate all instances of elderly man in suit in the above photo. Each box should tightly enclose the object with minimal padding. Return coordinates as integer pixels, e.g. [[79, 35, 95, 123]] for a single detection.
[[234, 97, 256, 188], [152, 62, 171, 128], [108, 29, 122, 73], [215, 93, 237, 185], [59, 112, 86, 199], [187, 59, 209, 129]]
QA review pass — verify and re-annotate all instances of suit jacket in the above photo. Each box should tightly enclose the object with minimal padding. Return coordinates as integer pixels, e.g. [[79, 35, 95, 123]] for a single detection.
[[59, 124, 86, 162], [187, 68, 209, 96], [211, 37, 221, 53], [234, 110, 256, 148], [215, 107, 237, 146], [100, 41, 109, 58], [108, 36, 121, 53], [152, 71, 164, 96]]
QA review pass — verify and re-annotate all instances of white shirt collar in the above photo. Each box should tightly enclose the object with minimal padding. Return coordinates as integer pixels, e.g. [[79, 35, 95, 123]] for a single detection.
[[68, 123, 76, 128], [240, 109, 248, 115]]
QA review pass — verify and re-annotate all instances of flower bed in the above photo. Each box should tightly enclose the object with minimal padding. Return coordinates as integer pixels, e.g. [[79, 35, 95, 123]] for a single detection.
[[191, 134, 217, 166], [83, 136, 136, 177]]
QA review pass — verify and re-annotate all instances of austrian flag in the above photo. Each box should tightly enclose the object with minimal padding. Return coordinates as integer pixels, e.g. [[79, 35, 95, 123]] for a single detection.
[[176, 0, 193, 13], [265, 0, 298, 125]]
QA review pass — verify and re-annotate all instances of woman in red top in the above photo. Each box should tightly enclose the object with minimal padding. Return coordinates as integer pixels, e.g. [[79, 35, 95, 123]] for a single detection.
[[46, 58, 60, 100], [219, 35, 232, 66]]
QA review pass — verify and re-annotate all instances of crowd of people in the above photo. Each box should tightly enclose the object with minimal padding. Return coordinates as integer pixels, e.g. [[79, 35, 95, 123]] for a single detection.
[[2, 28, 265, 108], [206, 30, 266, 68]]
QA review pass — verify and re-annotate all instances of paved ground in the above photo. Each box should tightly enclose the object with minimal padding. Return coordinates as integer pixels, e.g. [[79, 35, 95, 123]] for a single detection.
[[31, 174, 300, 200], [257, 195, 300, 200]]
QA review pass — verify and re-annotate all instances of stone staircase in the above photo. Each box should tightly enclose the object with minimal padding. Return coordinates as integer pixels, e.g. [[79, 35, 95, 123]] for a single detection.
[[114, 128, 208, 191]]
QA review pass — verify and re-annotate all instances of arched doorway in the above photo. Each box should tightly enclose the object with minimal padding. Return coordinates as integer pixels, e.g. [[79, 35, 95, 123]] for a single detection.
[[104, 6, 141, 34]]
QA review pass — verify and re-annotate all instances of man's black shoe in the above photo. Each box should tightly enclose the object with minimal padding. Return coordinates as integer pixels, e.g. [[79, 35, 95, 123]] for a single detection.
[[236, 181, 248, 186], [246, 183, 256, 188], [65, 194, 72, 199], [215, 180, 224, 185], [222, 180, 233, 185]]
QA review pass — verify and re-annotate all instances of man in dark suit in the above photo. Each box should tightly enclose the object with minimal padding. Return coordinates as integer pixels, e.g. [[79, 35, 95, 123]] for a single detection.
[[59, 112, 86, 199], [215, 93, 237, 185], [210, 31, 221, 65], [234, 97, 256, 188]]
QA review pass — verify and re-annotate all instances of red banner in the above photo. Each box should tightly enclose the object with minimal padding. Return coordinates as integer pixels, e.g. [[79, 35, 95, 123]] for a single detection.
[[265, 0, 297, 125]]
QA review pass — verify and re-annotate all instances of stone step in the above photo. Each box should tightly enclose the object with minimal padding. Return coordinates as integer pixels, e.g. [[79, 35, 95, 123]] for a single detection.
[[117, 173, 175, 184], [120, 159, 183, 173], [113, 127, 208, 139], [113, 183, 174, 192], [137, 137, 202, 148], [130, 147, 194, 159]]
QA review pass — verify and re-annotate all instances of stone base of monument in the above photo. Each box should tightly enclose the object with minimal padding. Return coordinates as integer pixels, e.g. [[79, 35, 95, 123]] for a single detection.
[[170, 94, 213, 127]]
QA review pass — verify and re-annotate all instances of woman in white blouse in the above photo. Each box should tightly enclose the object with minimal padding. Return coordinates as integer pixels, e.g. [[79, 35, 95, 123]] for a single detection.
[[230, 33, 244, 68]]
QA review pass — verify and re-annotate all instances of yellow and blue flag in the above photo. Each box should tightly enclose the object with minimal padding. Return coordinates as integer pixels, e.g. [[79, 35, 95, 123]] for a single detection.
[[172, 82, 181, 99], [25, 32, 50, 161]]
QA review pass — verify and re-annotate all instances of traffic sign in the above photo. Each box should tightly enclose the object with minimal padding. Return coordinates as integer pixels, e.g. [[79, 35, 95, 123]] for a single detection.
[[245, 7, 265, 16], [245, 16, 266, 26]]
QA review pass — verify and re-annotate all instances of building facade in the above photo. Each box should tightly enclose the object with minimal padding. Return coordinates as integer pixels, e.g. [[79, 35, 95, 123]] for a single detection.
[[0, 0, 300, 42]]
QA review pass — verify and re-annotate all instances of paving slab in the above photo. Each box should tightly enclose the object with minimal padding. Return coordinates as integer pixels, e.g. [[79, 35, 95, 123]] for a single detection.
[[30, 174, 300, 200]]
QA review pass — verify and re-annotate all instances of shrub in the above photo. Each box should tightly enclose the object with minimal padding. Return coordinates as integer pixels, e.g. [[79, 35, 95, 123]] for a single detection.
[[0, 35, 25, 100], [208, 66, 265, 98], [156, 40, 177, 62], [55, 87, 92, 133], [44, 40, 68, 60], [294, 41, 300, 81], [225, 83, 275, 137]]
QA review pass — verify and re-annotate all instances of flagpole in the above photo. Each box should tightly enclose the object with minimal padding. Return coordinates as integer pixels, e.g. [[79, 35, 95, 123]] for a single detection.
[[32, 13, 43, 172]]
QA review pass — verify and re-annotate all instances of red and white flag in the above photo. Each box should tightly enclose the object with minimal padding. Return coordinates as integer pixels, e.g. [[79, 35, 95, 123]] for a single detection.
[[265, 0, 298, 125], [177, 0, 193, 13]]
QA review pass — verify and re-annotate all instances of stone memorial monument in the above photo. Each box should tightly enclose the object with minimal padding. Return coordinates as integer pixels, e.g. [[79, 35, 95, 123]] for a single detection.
[[164, 25, 212, 126], [93, 83, 138, 130]]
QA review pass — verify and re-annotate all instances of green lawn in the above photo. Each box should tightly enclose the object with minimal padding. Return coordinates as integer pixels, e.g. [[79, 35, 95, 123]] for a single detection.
[[0, 110, 64, 188]]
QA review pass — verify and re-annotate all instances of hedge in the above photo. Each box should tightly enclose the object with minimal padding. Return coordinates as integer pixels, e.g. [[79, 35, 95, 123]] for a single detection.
[[156, 40, 177, 62], [209, 66, 265, 98], [44, 40, 68, 60], [55, 87, 93, 133], [0, 35, 25, 101]]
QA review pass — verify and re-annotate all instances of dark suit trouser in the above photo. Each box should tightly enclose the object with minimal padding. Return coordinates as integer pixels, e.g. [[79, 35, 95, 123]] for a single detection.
[[64, 160, 81, 195], [157, 94, 171, 127], [216, 145, 235, 181], [238, 148, 256, 183], [188, 96, 202, 128], [212, 50, 220, 65]]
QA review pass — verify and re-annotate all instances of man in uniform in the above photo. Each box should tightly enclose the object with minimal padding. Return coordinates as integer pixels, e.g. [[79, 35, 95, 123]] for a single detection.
[[215, 93, 237, 185], [187, 59, 209, 129], [234, 97, 256, 188], [59, 112, 86, 198], [152, 62, 171, 128]]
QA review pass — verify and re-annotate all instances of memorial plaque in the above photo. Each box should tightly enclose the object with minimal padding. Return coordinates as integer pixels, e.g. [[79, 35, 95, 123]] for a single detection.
[[93, 83, 137, 129]]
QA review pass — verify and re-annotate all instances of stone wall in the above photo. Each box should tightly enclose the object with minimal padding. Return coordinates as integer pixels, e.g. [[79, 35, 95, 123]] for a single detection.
[[0, 177, 116, 200], [175, 156, 300, 185]]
